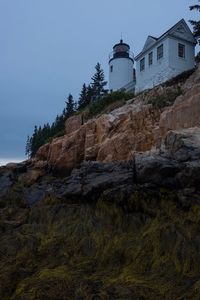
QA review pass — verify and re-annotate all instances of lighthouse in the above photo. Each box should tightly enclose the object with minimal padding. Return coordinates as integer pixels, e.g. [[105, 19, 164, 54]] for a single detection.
[[109, 39, 135, 92]]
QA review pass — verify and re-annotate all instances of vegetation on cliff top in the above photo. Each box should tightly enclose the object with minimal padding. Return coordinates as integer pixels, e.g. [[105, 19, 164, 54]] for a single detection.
[[25, 62, 134, 158], [25, 66, 195, 159], [26, 89, 134, 158], [190, 1, 200, 45]]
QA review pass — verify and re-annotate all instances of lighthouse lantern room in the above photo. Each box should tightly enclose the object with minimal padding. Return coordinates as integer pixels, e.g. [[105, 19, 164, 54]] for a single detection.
[[109, 39, 134, 92]]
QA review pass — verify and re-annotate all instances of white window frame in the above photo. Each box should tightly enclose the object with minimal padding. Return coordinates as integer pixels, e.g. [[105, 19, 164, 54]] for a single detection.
[[157, 44, 163, 60], [178, 43, 185, 58], [140, 57, 145, 71], [148, 51, 153, 66]]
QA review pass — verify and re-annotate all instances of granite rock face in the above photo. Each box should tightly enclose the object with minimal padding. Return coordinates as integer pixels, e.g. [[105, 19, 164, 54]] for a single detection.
[[159, 67, 200, 135], [164, 127, 200, 161], [51, 161, 134, 202], [1, 129, 200, 207], [159, 86, 200, 135], [65, 114, 83, 134], [1, 68, 200, 300], [35, 65, 200, 174], [2, 66, 200, 203], [36, 102, 159, 174]]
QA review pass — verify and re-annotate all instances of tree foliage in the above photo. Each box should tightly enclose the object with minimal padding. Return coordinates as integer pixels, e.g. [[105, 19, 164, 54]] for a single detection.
[[91, 62, 107, 100], [65, 94, 75, 118], [27, 96, 76, 158], [26, 62, 108, 158], [78, 83, 91, 110], [190, 1, 200, 44], [25, 135, 31, 158]]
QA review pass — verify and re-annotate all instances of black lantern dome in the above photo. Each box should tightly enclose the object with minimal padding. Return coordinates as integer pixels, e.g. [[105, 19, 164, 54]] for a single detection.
[[109, 39, 134, 63]]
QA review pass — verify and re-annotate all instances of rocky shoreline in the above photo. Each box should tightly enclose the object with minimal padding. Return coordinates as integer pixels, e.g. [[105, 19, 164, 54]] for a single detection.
[[1, 127, 200, 209], [1, 65, 200, 300], [1, 127, 200, 299]]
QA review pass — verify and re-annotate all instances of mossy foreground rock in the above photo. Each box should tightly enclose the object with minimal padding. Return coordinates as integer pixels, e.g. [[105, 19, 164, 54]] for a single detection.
[[1, 128, 200, 299], [1, 188, 200, 299]]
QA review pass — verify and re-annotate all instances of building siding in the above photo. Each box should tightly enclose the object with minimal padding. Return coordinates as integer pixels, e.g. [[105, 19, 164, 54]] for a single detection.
[[135, 39, 171, 93], [135, 37, 195, 93], [168, 37, 195, 74]]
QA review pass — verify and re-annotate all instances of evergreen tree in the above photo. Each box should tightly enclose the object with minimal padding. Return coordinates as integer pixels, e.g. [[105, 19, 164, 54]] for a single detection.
[[30, 125, 39, 157], [27, 99, 69, 158], [26, 65, 107, 157], [78, 83, 90, 110], [190, 1, 200, 44], [74, 101, 78, 112], [25, 135, 31, 158], [86, 84, 93, 105], [91, 62, 107, 100], [65, 94, 75, 118]]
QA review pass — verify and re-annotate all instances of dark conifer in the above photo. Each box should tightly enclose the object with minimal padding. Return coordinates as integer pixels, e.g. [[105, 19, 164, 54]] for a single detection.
[[74, 101, 78, 112], [25, 135, 31, 158], [78, 83, 90, 110], [91, 62, 107, 100], [190, 1, 200, 44], [86, 84, 93, 104], [30, 125, 39, 157], [65, 94, 75, 118]]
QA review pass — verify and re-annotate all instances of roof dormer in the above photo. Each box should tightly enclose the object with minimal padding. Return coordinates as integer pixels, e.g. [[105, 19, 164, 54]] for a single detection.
[[142, 36, 157, 52]]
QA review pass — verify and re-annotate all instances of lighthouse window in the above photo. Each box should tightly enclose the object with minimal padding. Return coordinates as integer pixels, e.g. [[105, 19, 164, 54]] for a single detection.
[[110, 65, 113, 72], [140, 58, 145, 71]]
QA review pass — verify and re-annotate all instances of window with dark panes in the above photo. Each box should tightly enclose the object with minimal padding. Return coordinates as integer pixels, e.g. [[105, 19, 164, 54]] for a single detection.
[[178, 43, 185, 58], [149, 52, 153, 65], [157, 44, 163, 60], [140, 57, 145, 71]]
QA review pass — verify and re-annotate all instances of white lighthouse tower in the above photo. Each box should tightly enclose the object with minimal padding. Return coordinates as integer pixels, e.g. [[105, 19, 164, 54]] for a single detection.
[[109, 39, 135, 92]]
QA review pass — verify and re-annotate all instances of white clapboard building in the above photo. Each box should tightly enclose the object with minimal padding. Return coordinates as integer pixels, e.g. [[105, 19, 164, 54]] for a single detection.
[[108, 19, 196, 94]]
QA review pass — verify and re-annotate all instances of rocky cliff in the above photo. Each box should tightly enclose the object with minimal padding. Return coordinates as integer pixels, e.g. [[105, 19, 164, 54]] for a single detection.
[[1, 66, 200, 299], [1, 127, 200, 299], [35, 66, 200, 175], [1, 127, 200, 206]]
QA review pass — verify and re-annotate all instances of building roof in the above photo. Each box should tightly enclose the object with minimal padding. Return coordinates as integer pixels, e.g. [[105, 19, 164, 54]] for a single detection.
[[142, 36, 158, 52], [113, 39, 130, 50], [135, 19, 197, 61]]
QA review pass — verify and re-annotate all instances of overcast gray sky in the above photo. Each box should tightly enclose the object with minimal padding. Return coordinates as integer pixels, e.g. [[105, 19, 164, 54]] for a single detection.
[[0, 0, 198, 163]]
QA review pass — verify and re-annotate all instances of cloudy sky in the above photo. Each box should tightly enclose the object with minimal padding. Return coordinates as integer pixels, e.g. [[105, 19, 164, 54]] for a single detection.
[[0, 0, 198, 164]]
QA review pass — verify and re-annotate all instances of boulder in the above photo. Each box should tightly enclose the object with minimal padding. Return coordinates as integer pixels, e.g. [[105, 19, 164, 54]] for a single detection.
[[135, 152, 181, 188], [18, 169, 45, 186], [159, 66, 200, 137], [4, 161, 28, 174], [49, 161, 134, 201], [48, 126, 86, 174], [65, 115, 83, 135], [36, 143, 50, 161], [164, 128, 200, 161], [182, 63, 200, 93]]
